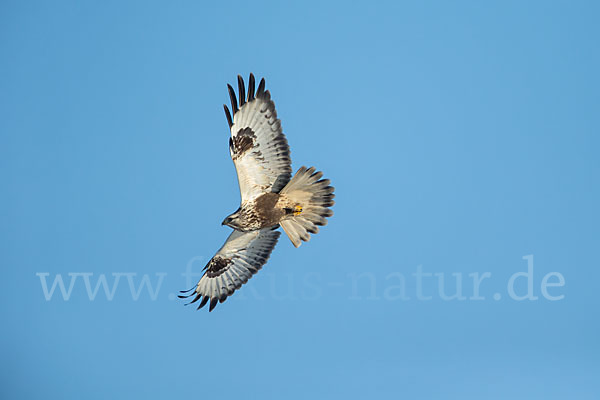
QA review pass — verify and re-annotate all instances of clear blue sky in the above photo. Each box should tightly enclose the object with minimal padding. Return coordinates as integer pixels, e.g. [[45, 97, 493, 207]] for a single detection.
[[2, 1, 599, 399]]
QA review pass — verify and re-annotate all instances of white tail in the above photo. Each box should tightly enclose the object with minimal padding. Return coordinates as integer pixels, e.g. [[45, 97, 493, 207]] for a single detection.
[[279, 166, 335, 247]]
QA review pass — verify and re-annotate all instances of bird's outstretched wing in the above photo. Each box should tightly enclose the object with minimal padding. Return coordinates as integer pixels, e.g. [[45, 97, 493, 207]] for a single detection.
[[180, 228, 281, 312], [224, 74, 292, 203]]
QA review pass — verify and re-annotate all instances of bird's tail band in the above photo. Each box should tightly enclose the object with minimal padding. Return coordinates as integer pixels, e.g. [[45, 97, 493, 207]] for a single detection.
[[279, 166, 335, 247]]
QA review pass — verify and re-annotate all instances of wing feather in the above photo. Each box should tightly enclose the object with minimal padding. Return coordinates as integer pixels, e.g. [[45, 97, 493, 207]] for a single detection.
[[184, 228, 281, 312], [227, 74, 291, 202]]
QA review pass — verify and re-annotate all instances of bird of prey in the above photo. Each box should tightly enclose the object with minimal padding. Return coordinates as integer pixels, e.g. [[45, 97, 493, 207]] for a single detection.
[[179, 73, 335, 312]]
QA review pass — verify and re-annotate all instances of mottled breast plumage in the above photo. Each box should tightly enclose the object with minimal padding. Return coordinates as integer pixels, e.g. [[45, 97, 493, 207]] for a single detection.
[[238, 193, 286, 230]]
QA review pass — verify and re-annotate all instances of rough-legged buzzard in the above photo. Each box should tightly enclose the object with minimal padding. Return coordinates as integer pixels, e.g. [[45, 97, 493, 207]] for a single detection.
[[180, 74, 335, 311]]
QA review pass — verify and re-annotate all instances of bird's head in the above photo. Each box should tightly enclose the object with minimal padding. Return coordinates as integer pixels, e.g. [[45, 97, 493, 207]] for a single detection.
[[222, 208, 242, 229]]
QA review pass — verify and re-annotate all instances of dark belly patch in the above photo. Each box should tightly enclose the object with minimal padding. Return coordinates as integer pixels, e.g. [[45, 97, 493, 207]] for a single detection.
[[254, 192, 284, 227]]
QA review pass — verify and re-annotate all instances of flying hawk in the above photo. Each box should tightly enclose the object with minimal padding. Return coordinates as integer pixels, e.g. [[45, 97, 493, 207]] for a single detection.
[[179, 74, 335, 311]]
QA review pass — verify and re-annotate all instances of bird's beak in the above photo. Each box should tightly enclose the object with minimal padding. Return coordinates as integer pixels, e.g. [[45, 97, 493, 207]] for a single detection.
[[221, 217, 228, 226]]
